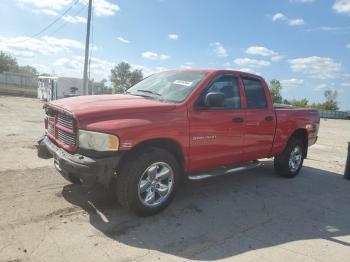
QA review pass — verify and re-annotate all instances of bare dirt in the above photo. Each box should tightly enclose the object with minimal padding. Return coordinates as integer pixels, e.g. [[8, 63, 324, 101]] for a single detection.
[[0, 96, 349, 262]]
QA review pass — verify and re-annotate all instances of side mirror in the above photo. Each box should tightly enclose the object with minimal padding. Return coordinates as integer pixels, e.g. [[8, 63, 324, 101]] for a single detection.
[[204, 92, 225, 107]]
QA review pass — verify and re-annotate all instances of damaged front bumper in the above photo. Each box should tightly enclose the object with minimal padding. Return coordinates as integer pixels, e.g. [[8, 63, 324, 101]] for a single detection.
[[37, 136, 124, 187]]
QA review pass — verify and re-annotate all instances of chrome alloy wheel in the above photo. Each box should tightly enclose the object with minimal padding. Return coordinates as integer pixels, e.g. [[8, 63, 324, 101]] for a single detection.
[[138, 162, 174, 207], [289, 145, 302, 172]]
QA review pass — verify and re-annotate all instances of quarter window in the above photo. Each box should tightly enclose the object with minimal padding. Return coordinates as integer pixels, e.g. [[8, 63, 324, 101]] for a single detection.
[[242, 78, 267, 109]]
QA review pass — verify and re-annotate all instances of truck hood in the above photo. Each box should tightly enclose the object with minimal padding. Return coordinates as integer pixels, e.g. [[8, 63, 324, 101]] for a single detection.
[[47, 94, 177, 120]]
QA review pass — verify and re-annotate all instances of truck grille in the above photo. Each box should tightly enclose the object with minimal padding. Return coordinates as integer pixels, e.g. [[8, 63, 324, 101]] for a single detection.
[[58, 129, 76, 145], [57, 114, 74, 129], [46, 110, 77, 149]]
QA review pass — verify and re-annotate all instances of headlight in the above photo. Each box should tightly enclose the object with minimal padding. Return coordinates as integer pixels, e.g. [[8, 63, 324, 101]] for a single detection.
[[78, 130, 119, 151]]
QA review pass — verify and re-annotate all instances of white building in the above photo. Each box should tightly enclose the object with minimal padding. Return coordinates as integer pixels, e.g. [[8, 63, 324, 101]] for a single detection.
[[37, 76, 83, 101]]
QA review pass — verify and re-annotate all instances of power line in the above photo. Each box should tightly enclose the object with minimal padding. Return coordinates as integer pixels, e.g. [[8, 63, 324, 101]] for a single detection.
[[14, 0, 80, 43], [49, 3, 88, 37]]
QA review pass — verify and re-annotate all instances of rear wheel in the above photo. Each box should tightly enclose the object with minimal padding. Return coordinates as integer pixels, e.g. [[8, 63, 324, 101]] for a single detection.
[[115, 147, 180, 216], [274, 137, 305, 178]]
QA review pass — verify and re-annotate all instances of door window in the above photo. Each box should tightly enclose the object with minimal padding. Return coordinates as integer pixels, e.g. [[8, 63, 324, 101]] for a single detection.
[[201, 75, 241, 109]]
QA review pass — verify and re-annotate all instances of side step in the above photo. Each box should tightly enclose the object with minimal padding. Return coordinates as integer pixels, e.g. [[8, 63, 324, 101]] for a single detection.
[[188, 160, 262, 181]]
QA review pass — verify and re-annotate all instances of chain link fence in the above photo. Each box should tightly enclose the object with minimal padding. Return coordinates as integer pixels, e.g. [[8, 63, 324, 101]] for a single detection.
[[0, 72, 38, 97]]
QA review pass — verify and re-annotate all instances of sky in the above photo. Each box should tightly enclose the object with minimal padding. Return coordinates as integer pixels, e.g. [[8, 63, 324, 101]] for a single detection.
[[0, 0, 349, 110]]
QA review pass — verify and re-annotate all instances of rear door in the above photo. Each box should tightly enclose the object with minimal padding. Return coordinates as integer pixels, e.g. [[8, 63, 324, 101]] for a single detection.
[[240, 77, 276, 160], [189, 74, 246, 172]]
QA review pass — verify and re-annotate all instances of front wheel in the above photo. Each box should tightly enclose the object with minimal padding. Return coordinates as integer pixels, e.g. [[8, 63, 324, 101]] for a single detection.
[[274, 138, 305, 178], [115, 148, 180, 216]]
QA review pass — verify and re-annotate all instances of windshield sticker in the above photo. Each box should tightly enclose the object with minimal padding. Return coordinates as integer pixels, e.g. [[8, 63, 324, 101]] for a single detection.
[[173, 80, 193, 87]]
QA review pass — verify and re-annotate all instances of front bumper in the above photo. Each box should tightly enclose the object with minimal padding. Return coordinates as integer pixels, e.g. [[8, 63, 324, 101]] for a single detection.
[[37, 136, 124, 187]]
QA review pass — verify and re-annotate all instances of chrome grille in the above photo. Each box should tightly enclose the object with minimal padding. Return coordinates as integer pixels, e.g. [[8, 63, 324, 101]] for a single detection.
[[58, 130, 76, 145], [48, 123, 55, 136], [57, 114, 74, 129]]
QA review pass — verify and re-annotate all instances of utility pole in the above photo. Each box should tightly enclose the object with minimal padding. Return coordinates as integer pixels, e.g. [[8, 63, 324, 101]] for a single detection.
[[82, 0, 92, 95]]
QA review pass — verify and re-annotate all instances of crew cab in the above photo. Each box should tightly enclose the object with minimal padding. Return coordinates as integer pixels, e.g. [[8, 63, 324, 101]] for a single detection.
[[37, 69, 320, 216]]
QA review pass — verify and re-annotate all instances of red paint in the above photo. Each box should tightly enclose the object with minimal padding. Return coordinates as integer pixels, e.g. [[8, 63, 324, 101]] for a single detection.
[[46, 69, 320, 174]]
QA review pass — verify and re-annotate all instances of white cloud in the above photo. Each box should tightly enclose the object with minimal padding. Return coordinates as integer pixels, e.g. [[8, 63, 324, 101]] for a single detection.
[[280, 78, 304, 88], [210, 42, 228, 57], [117, 37, 130, 44], [234, 58, 271, 68], [246, 46, 278, 57], [17, 0, 73, 10], [272, 12, 305, 26], [271, 55, 284, 61], [236, 68, 261, 75], [142, 51, 170, 60], [32, 9, 58, 16], [333, 0, 350, 15], [272, 13, 287, 21], [62, 15, 86, 24], [341, 82, 350, 87], [93, 0, 120, 16], [179, 65, 192, 69], [288, 18, 305, 26], [288, 56, 343, 79], [346, 44, 350, 48], [53, 56, 166, 80], [313, 84, 327, 91], [245, 46, 283, 61], [179, 62, 193, 69], [17, 0, 119, 17], [168, 34, 179, 40], [0, 36, 85, 57]]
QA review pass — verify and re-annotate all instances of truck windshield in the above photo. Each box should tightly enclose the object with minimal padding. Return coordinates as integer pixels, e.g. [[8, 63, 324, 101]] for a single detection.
[[127, 70, 208, 103]]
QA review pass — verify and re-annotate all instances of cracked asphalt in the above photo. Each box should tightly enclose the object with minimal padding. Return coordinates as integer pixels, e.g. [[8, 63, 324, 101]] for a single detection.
[[0, 96, 349, 262]]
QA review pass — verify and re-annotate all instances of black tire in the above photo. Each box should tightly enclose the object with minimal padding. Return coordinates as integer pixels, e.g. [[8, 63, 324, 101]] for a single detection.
[[274, 137, 305, 178], [115, 147, 181, 216]]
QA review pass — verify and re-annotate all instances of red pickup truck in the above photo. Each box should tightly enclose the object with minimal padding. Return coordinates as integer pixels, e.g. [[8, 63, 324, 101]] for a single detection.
[[38, 69, 320, 216]]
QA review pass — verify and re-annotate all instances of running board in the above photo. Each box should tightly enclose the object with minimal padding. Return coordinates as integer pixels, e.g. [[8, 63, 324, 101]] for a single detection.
[[188, 160, 262, 181]]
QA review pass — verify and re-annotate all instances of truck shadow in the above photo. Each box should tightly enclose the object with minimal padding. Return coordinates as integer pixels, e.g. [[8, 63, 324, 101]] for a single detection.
[[62, 161, 350, 260]]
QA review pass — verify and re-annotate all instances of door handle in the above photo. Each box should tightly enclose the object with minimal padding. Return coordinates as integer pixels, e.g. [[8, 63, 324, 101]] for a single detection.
[[232, 117, 244, 123], [265, 116, 273, 121]]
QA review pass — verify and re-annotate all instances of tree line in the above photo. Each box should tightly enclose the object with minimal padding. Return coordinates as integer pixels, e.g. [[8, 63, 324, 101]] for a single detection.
[[0, 51, 39, 76], [0, 51, 142, 94], [269, 79, 339, 111]]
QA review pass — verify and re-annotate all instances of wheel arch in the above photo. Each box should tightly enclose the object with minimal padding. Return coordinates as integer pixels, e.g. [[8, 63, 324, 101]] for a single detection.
[[119, 138, 186, 175], [289, 128, 308, 158]]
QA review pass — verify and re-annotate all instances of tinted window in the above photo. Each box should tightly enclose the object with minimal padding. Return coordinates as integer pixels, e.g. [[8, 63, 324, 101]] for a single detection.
[[202, 75, 241, 109], [242, 78, 267, 109]]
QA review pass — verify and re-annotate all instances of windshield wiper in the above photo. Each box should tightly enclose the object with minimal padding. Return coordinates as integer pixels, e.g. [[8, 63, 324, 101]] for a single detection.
[[136, 89, 162, 96]]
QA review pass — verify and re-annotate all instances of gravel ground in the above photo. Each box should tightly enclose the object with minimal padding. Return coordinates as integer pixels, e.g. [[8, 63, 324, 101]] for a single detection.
[[0, 96, 349, 262]]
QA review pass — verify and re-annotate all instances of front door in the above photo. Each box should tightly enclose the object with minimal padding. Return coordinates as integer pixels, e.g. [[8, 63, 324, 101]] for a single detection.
[[189, 75, 245, 172]]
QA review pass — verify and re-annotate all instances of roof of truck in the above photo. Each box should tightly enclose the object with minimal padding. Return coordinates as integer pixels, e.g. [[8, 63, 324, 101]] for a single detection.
[[176, 68, 263, 79]]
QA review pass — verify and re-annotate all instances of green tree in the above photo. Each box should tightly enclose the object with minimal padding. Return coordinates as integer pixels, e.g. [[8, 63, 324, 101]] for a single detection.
[[89, 79, 111, 95], [110, 62, 143, 93], [269, 79, 283, 103], [323, 89, 338, 111], [129, 69, 143, 86], [283, 98, 309, 107], [0, 51, 19, 73], [17, 65, 38, 76]]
